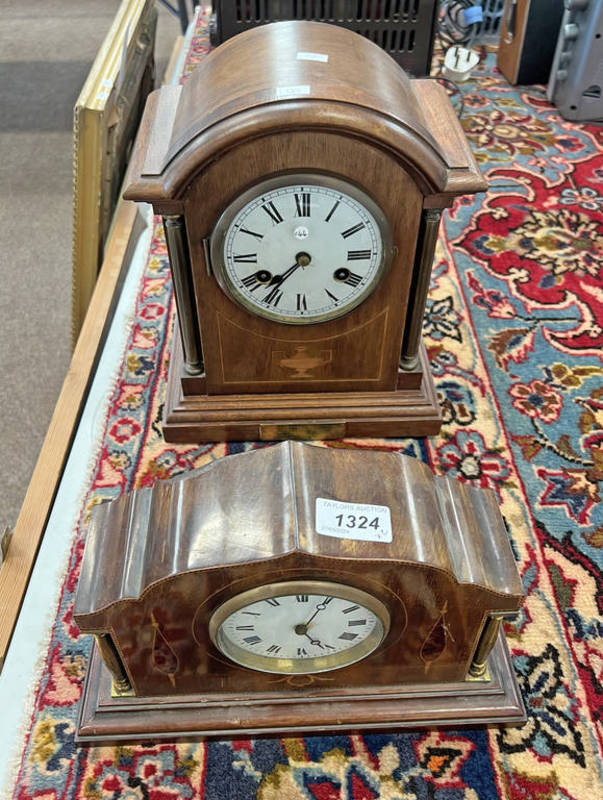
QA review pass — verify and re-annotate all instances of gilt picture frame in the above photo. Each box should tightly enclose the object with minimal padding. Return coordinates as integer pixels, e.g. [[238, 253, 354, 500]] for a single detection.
[[72, 0, 157, 343]]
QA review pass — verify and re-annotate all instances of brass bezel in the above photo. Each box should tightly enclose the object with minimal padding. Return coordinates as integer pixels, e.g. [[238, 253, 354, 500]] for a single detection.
[[209, 580, 391, 674], [209, 172, 394, 325]]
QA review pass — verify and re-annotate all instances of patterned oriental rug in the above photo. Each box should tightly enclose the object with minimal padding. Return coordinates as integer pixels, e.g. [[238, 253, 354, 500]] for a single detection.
[[8, 8, 603, 799]]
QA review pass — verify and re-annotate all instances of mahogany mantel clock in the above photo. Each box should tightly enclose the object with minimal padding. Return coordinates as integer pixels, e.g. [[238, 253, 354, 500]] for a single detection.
[[124, 21, 486, 442], [74, 442, 525, 741]]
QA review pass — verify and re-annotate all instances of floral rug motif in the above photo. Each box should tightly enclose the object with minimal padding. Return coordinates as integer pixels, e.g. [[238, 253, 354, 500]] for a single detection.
[[9, 9, 602, 799]]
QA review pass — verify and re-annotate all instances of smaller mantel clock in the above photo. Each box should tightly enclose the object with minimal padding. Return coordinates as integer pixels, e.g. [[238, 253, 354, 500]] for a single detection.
[[74, 442, 525, 741], [124, 21, 486, 442]]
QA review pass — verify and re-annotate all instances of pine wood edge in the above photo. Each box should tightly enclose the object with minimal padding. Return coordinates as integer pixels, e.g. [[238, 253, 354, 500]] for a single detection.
[[0, 34, 186, 673], [0, 198, 138, 671]]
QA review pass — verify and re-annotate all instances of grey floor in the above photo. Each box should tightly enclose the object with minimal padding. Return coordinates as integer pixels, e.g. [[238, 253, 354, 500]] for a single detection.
[[0, 1, 181, 529]]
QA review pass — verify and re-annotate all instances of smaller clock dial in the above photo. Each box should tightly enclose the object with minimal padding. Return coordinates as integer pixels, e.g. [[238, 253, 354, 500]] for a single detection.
[[209, 581, 390, 674], [210, 176, 392, 324]]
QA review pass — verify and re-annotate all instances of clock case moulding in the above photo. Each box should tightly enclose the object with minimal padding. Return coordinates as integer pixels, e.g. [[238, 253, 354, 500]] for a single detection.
[[74, 442, 525, 742], [123, 21, 487, 442]]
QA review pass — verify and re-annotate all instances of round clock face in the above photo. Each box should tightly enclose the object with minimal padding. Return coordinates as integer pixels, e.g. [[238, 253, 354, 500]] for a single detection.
[[209, 580, 390, 674], [209, 174, 392, 324]]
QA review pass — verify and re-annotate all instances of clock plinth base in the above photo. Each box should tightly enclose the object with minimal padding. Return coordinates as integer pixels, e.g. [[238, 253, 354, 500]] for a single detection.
[[163, 335, 442, 442], [76, 629, 525, 743]]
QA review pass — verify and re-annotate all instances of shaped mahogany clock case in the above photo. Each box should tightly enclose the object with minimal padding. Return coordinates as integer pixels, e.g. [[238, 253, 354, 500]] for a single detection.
[[74, 443, 525, 741], [124, 22, 487, 442]]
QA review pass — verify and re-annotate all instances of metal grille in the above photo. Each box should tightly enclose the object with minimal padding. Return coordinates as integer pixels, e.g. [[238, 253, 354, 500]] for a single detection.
[[211, 0, 438, 76], [475, 0, 504, 43]]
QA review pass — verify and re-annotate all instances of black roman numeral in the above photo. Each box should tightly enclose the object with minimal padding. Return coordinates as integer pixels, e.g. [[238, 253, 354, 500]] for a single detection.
[[297, 647, 308, 656], [266, 644, 281, 654], [344, 271, 363, 287], [325, 288, 339, 303], [342, 605, 360, 614], [262, 201, 283, 224], [296, 595, 309, 602], [264, 597, 280, 607], [339, 632, 358, 641], [233, 253, 257, 263], [341, 222, 365, 239], [242, 611, 261, 616], [264, 287, 283, 307], [295, 192, 311, 217], [243, 635, 262, 645], [296, 293, 307, 311], [348, 619, 367, 626], [236, 625, 255, 630], [325, 200, 340, 222], [241, 273, 262, 291], [347, 250, 371, 260], [239, 227, 263, 240]]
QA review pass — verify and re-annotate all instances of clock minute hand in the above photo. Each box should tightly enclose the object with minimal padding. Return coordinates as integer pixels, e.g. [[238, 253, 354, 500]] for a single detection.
[[303, 596, 331, 628], [268, 261, 299, 287]]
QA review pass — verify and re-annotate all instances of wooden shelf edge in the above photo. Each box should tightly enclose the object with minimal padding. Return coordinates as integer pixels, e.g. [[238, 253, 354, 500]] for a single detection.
[[0, 29, 186, 673], [0, 199, 139, 671]]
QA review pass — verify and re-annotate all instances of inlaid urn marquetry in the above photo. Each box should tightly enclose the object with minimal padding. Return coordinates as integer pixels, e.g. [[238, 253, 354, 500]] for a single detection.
[[124, 21, 486, 442]]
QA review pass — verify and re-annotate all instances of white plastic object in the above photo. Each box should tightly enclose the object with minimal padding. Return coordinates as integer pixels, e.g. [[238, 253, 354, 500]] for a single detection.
[[442, 46, 480, 82]]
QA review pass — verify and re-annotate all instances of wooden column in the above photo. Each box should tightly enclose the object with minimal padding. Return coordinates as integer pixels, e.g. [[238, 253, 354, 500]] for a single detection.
[[162, 215, 203, 374], [469, 615, 505, 678], [400, 208, 442, 371], [95, 633, 131, 693]]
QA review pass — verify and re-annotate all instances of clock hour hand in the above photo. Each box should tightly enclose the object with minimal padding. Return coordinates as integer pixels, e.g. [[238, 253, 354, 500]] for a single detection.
[[268, 252, 312, 287], [302, 631, 335, 650]]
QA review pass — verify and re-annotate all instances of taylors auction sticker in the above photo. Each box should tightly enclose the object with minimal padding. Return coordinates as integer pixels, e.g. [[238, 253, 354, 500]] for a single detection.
[[315, 498, 392, 543]]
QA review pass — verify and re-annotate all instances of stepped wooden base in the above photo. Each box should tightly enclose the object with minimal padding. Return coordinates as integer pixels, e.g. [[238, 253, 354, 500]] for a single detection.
[[162, 336, 442, 442], [76, 629, 525, 743]]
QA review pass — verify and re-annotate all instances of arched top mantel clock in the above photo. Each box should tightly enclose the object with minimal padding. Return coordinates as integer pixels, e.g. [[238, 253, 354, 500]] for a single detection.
[[125, 21, 486, 442]]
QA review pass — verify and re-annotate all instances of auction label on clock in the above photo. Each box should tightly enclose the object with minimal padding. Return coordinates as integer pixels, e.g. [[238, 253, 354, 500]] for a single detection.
[[315, 498, 392, 543], [275, 84, 311, 99], [297, 51, 329, 63]]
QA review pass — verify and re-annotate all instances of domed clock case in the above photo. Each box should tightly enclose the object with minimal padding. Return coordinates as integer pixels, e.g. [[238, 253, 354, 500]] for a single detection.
[[124, 21, 486, 442]]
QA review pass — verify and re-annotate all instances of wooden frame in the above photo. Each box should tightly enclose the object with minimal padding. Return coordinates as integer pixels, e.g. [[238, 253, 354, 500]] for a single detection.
[[72, 0, 157, 343]]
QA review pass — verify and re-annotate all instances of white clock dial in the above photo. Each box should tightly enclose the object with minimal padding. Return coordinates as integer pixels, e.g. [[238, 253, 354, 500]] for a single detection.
[[209, 581, 390, 674], [209, 175, 392, 324]]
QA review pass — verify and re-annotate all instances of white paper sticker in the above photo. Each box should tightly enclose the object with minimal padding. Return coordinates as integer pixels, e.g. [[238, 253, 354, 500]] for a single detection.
[[275, 84, 311, 99], [297, 51, 329, 63], [315, 498, 392, 543]]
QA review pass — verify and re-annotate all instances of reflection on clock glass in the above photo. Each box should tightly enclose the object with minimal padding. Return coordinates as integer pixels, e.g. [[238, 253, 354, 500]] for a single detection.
[[220, 181, 386, 323], [216, 590, 384, 672]]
